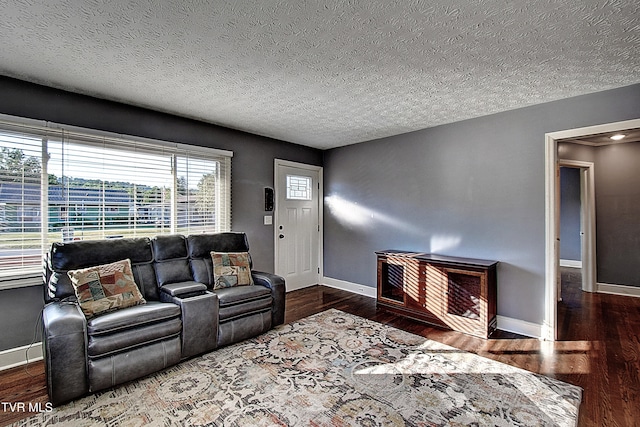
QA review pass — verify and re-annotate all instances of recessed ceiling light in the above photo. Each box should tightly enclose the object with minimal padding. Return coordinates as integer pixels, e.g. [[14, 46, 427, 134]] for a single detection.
[[610, 134, 626, 141]]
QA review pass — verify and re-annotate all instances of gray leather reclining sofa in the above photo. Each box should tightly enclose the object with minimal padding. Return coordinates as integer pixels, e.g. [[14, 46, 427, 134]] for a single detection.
[[41, 232, 285, 406]]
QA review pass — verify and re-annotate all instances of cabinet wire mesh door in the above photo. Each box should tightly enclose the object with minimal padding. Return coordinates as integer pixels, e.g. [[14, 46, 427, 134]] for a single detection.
[[446, 271, 482, 319], [441, 268, 488, 337], [379, 258, 405, 304]]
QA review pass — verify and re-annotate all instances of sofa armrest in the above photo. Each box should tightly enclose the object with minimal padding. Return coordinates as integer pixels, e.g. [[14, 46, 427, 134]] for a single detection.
[[252, 271, 286, 326], [159, 281, 207, 298], [42, 301, 89, 406], [160, 291, 219, 358]]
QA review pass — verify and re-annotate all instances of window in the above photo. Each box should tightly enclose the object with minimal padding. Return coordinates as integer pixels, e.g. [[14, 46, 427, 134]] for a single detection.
[[286, 175, 312, 200], [0, 116, 232, 288]]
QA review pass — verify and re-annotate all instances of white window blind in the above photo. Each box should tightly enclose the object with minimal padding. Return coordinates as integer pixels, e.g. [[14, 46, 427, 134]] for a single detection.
[[175, 153, 231, 234], [0, 129, 44, 283], [0, 117, 232, 288]]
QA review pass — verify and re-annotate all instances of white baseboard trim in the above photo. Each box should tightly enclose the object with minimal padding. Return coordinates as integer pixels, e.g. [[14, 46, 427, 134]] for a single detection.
[[496, 316, 542, 339], [560, 259, 582, 268], [320, 277, 543, 338], [0, 342, 43, 371], [597, 282, 640, 297], [321, 277, 377, 298], [286, 282, 317, 292]]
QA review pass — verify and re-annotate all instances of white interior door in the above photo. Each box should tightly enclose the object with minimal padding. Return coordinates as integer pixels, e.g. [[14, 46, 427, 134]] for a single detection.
[[275, 161, 320, 291]]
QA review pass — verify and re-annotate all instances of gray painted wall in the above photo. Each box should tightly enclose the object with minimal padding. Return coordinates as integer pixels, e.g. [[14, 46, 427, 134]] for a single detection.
[[560, 140, 640, 287], [596, 141, 640, 287], [0, 286, 44, 352], [0, 76, 322, 351], [560, 167, 581, 261], [324, 84, 640, 325]]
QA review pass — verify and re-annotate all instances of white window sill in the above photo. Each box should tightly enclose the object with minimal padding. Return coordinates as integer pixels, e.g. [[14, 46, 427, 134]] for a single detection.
[[0, 274, 42, 290]]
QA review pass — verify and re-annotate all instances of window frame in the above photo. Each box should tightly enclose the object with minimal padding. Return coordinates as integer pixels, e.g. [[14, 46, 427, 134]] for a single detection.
[[286, 174, 313, 201]]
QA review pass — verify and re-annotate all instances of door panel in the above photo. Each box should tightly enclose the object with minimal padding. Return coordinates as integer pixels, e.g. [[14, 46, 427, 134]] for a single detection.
[[284, 207, 297, 275], [301, 207, 312, 272]]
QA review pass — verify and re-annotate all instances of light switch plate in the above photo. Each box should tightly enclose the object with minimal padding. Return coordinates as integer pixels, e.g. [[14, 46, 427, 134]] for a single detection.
[[264, 215, 273, 225]]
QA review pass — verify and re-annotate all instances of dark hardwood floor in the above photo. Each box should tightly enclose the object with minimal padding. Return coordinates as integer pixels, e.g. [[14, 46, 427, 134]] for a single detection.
[[0, 360, 47, 426], [2, 270, 639, 426]]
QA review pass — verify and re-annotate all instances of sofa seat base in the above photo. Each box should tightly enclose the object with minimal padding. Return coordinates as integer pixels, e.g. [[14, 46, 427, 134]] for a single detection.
[[88, 317, 182, 358], [215, 283, 273, 347], [89, 336, 181, 392], [218, 310, 271, 347]]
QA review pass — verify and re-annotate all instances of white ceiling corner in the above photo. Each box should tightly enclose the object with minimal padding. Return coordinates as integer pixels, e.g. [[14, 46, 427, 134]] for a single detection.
[[0, 0, 638, 149]]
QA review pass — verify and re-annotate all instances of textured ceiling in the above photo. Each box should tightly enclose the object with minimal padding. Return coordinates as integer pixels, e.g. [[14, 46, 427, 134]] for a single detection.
[[0, 0, 638, 149]]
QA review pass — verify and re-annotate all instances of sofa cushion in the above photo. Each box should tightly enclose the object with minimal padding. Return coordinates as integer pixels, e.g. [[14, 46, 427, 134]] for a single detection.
[[189, 257, 214, 288], [87, 301, 180, 335], [152, 235, 193, 286], [154, 259, 193, 286], [152, 235, 188, 261], [188, 232, 250, 256], [215, 285, 271, 307], [211, 252, 254, 289], [68, 259, 146, 319], [131, 263, 160, 301], [47, 238, 154, 302], [51, 238, 153, 271]]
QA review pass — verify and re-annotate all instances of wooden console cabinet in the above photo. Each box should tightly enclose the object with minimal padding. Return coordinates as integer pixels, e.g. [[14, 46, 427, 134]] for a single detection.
[[376, 250, 498, 339]]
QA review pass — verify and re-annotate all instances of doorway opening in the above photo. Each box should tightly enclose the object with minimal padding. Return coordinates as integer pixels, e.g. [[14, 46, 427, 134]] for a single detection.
[[558, 160, 596, 297], [544, 118, 640, 341]]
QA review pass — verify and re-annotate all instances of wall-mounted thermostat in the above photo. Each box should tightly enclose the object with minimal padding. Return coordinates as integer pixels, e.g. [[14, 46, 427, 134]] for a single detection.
[[264, 187, 274, 211]]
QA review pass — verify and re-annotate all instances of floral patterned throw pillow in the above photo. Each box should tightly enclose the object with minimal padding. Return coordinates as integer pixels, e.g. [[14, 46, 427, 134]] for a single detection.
[[68, 259, 146, 318]]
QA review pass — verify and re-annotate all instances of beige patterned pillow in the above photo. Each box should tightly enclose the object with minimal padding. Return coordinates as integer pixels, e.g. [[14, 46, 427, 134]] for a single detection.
[[211, 252, 254, 290], [68, 259, 146, 319]]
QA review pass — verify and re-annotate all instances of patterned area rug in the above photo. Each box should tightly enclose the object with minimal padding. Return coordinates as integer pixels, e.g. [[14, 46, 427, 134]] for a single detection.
[[17, 309, 581, 426]]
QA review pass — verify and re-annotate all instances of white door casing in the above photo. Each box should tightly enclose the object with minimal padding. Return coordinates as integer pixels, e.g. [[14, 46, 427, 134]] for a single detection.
[[274, 160, 322, 292]]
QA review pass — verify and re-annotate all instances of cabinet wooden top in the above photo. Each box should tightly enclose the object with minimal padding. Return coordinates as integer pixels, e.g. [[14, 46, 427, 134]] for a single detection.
[[375, 250, 498, 268]]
